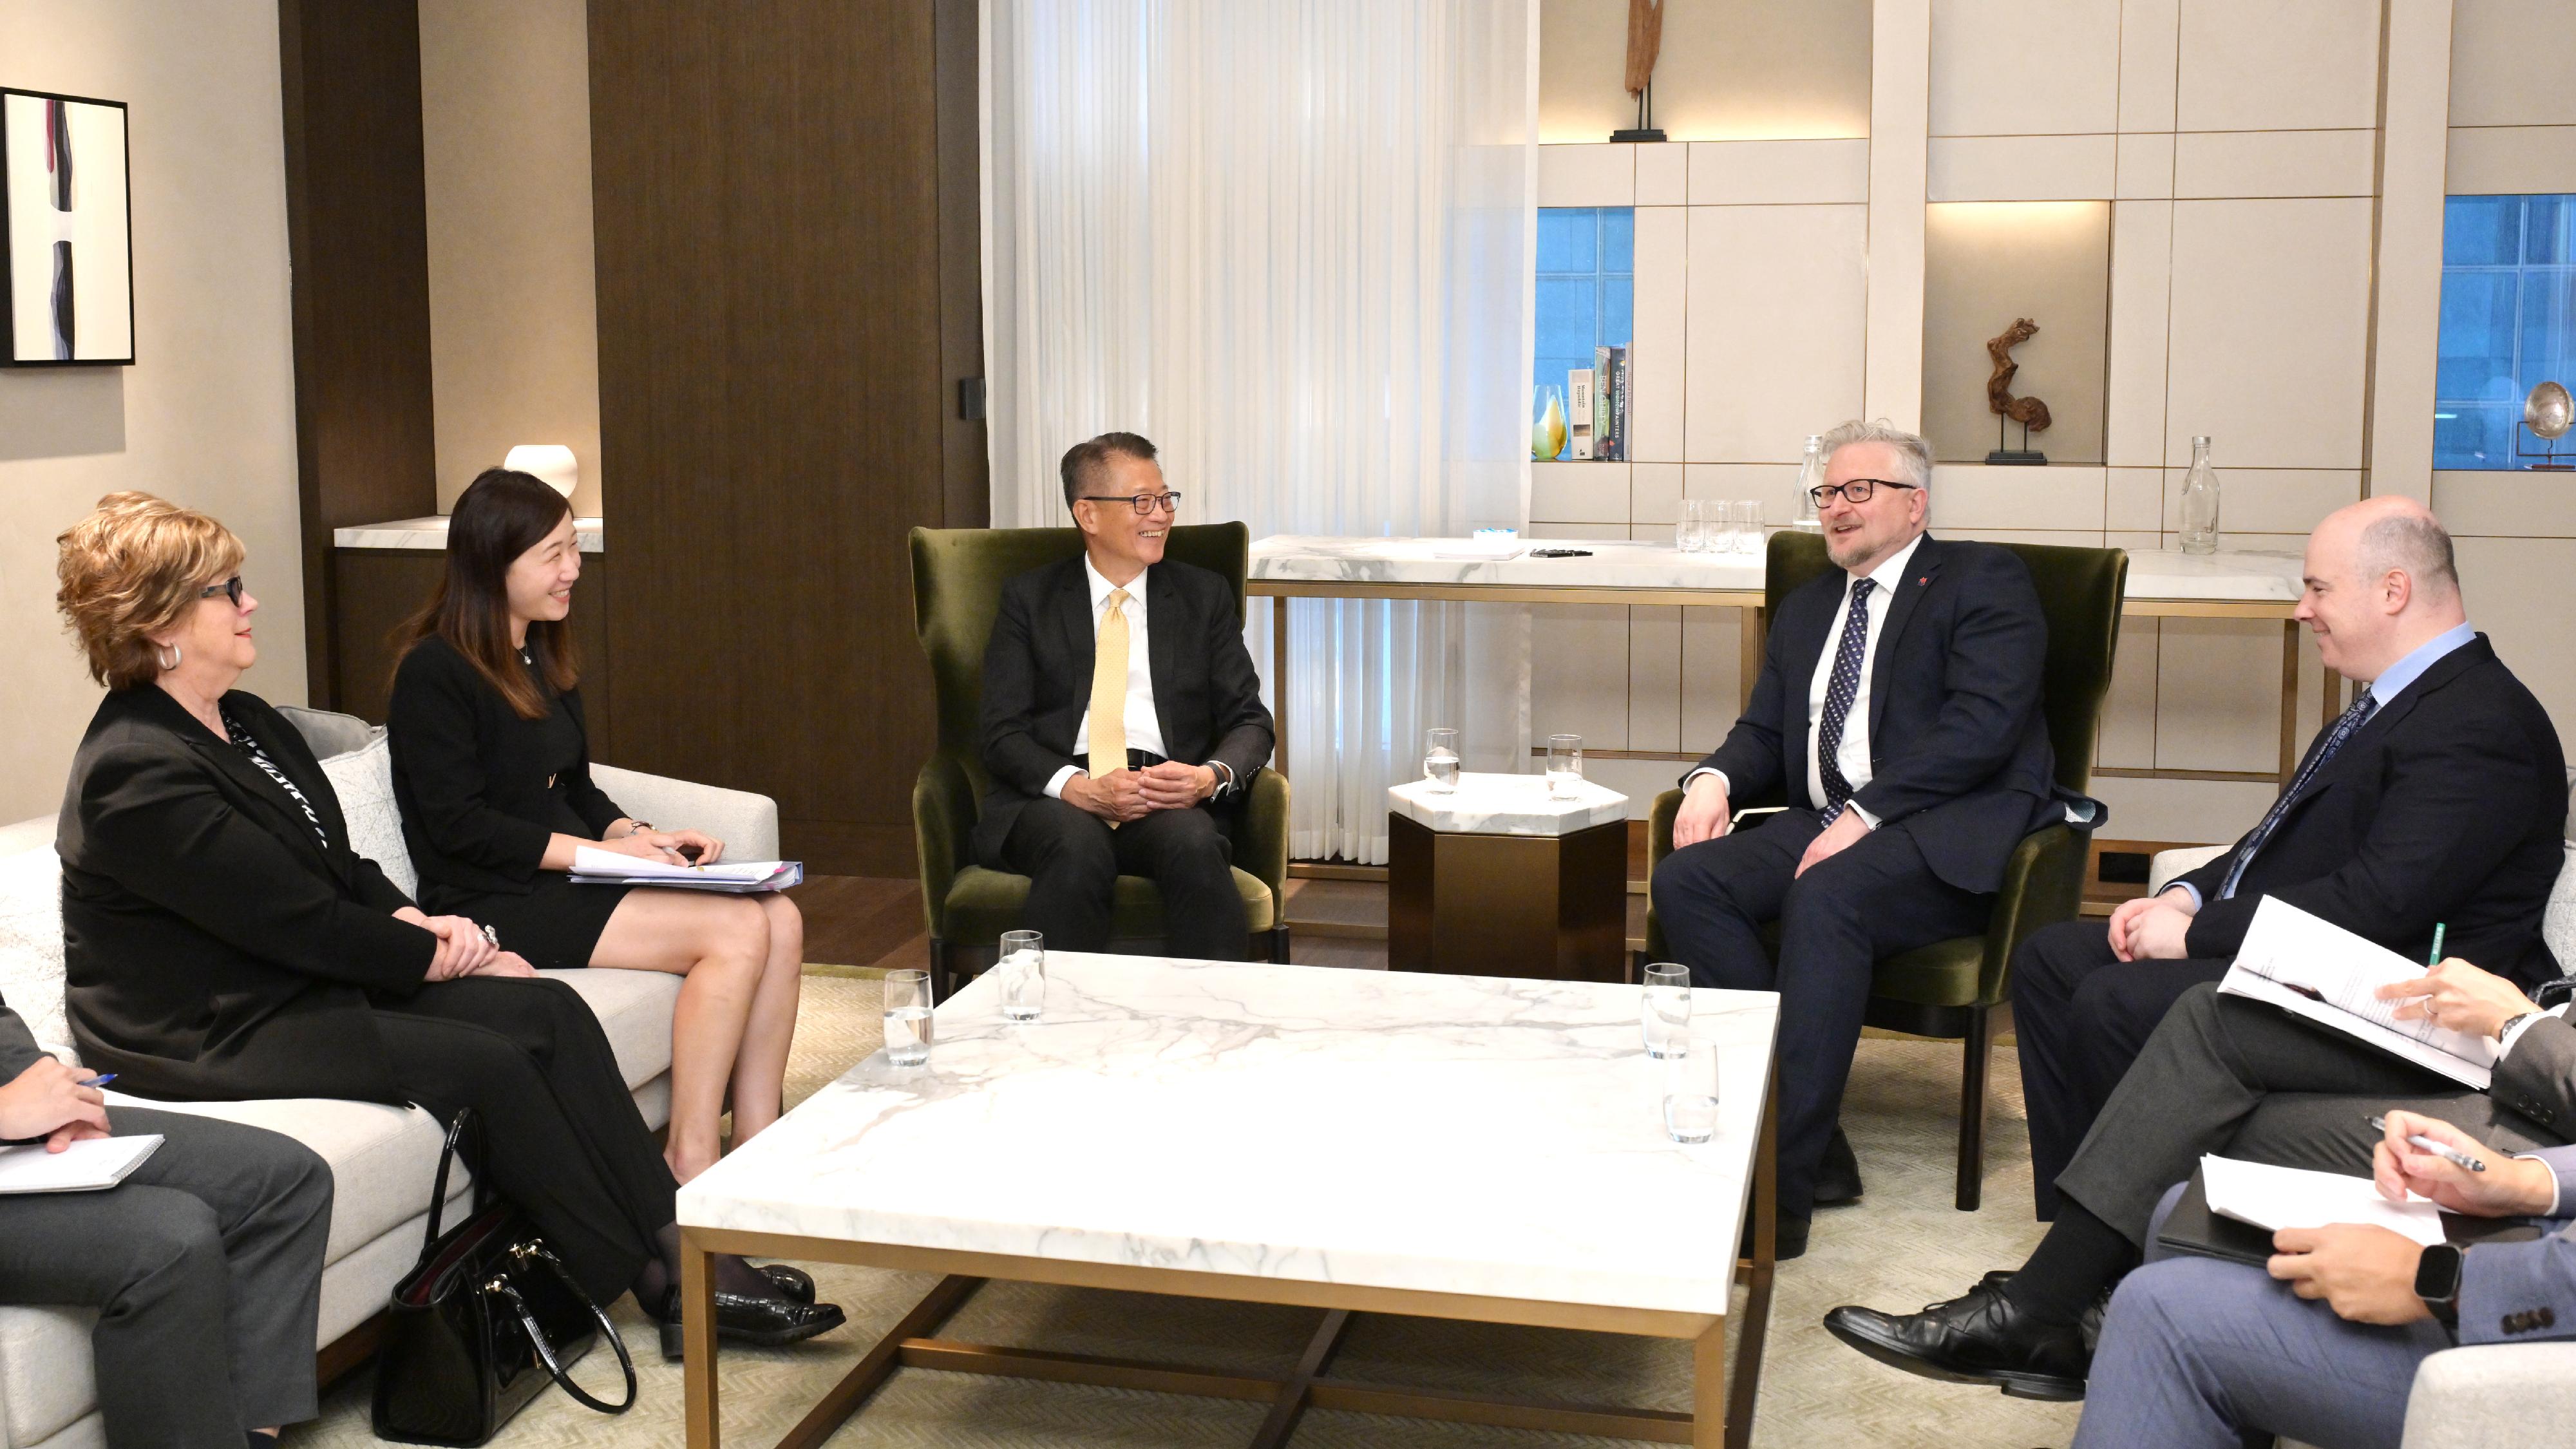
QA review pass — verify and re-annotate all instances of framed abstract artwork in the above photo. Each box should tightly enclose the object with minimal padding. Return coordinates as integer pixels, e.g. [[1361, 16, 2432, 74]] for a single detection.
[[1, 89, 133, 366]]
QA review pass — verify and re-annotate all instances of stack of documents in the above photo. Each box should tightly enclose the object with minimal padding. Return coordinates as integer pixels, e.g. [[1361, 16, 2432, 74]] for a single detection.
[[2201, 1153, 2445, 1245], [2218, 898, 2499, 1088], [0, 1134, 162, 1194], [569, 846, 802, 893]]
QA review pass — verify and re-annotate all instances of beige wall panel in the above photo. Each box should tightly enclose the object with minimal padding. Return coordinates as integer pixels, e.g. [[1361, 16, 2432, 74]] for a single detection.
[[1686, 139, 1872, 204], [1926, 135, 2119, 201], [1531, 460, 1629, 523], [1531, 604, 1633, 747], [2175, 0, 2381, 133], [1630, 206, 1689, 463], [2164, 198, 2373, 468], [2444, 126, 2576, 195], [1922, 201, 2111, 465], [2117, 0, 2183, 133], [2116, 132, 2176, 198], [421, 0, 603, 515], [1684, 205, 1870, 462], [2108, 468, 2164, 530], [2365, 0, 2454, 506], [2430, 470, 2576, 537], [1585, 757, 1683, 821], [1629, 605, 1683, 752], [1929, 465, 2108, 531], [1685, 463, 1809, 526], [2452, 536, 2576, 741], [1868, 0, 1933, 429], [0, 1, 306, 824], [1636, 142, 1690, 204], [1927, 0, 2122, 137], [2160, 467, 2360, 534], [2105, 527, 2164, 553], [2105, 200, 2175, 466], [2172, 129, 2378, 198], [1680, 606, 1747, 748], [2092, 774, 2275, 844], [2154, 617, 2286, 772], [1538, 143, 1636, 207], [2096, 616, 2159, 768], [1937, 527, 2112, 546], [1539, 0, 1875, 143], [1631, 460, 1686, 526], [2448, 0, 2576, 128]]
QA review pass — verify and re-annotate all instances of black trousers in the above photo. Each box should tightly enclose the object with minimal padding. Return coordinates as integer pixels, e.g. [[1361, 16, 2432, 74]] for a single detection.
[[0, 1108, 331, 1449], [370, 977, 678, 1305], [1000, 795, 1249, 960], [2008, 920, 2230, 1219], [1650, 810, 1990, 1218]]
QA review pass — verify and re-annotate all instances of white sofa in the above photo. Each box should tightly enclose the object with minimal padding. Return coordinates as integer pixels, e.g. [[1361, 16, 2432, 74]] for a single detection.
[[2146, 782, 2576, 1449], [0, 706, 778, 1449]]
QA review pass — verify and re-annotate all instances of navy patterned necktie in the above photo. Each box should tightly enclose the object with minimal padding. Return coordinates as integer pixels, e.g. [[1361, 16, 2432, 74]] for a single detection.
[[2218, 689, 2380, 900], [1815, 577, 1876, 822]]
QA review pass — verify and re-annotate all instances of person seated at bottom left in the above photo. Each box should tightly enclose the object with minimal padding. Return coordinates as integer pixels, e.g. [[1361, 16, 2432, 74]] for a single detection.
[[976, 431, 1273, 961]]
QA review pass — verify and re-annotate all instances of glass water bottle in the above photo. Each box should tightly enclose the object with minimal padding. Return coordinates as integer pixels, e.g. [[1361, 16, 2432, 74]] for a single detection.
[[1792, 434, 1826, 533], [2177, 435, 2221, 555]]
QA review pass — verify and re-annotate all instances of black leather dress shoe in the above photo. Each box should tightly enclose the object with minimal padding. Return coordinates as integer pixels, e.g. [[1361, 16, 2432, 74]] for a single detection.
[[759, 1264, 816, 1304], [1821, 1278, 2088, 1401], [1739, 1211, 1810, 1261], [654, 1287, 846, 1360], [1813, 1127, 1864, 1207]]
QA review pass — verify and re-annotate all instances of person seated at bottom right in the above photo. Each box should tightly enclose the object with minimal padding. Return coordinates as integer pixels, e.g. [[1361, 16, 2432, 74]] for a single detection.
[[974, 431, 1274, 960], [2076, 1109, 2576, 1448]]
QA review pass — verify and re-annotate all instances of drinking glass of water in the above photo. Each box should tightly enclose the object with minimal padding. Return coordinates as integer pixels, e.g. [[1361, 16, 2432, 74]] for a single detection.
[[1675, 498, 1705, 554], [1641, 962, 1691, 1058], [1735, 498, 1764, 554], [998, 930, 1045, 1021], [1663, 1040, 1720, 1144], [883, 968, 934, 1065], [1423, 727, 1461, 793], [1546, 734, 1583, 799]]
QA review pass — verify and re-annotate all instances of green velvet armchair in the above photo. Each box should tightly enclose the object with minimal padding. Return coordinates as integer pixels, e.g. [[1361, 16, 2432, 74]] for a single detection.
[[909, 524, 1291, 992], [1642, 529, 2126, 1211]]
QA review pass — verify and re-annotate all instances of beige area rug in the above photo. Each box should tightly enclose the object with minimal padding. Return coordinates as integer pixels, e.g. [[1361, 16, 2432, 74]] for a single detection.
[[294, 973, 2083, 1448]]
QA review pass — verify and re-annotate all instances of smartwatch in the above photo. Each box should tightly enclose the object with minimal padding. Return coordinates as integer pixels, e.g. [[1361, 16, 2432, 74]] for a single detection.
[[2414, 1241, 2464, 1329]]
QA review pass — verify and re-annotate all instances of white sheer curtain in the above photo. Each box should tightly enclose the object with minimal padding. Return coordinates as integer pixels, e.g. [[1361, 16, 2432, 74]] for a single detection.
[[984, 0, 1536, 864]]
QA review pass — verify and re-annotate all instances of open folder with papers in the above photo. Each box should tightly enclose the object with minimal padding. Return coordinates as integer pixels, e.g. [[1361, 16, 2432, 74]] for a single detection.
[[568, 845, 802, 893], [2217, 897, 2499, 1089]]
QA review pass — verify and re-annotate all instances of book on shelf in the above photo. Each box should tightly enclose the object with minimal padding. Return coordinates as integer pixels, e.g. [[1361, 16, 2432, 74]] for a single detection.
[[1567, 368, 1594, 459], [1594, 344, 1627, 461]]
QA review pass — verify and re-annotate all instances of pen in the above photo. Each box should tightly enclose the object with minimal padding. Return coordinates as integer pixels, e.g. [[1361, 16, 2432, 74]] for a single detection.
[[76, 1074, 114, 1088], [2429, 922, 2447, 966], [2368, 1113, 2486, 1173]]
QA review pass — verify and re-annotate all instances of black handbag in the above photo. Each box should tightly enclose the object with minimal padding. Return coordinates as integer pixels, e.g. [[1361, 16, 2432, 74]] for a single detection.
[[370, 1111, 638, 1445]]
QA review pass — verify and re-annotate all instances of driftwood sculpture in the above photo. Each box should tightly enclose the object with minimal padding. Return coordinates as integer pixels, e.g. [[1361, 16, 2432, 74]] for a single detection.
[[1625, 0, 1665, 97], [1985, 317, 2052, 433]]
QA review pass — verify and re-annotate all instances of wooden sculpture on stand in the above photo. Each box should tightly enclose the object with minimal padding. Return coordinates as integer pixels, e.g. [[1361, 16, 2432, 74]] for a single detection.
[[1611, 0, 1667, 142], [1985, 317, 2052, 464]]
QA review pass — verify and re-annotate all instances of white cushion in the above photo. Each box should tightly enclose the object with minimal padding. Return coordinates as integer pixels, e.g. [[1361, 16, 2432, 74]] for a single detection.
[[316, 729, 418, 901], [0, 1303, 97, 1449], [2543, 844, 2576, 971], [108, 1094, 459, 1269], [544, 967, 681, 1092], [2146, 844, 2230, 898], [0, 846, 73, 1063]]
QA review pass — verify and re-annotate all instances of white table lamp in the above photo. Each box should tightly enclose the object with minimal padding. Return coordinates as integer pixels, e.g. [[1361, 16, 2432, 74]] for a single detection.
[[503, 444, 579, 500]]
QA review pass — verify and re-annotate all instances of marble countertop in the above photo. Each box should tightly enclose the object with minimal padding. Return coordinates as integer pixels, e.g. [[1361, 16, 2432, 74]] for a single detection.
[[1390, 771, 1628, 836], [334, 515, 605, 553], [681, 953, 1777, 1317], [1252, 534, 2303, 604]]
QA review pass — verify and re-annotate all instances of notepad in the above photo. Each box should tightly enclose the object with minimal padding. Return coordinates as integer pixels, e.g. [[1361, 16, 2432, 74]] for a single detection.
[[567, 846, 803, 893], [0, 1134, 162, 1194], [2199, 1153, 2445, 1246], [2217, 897, 2498, 1088]]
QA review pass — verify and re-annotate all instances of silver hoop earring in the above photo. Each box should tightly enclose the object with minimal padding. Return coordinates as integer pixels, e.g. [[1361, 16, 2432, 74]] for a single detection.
[[156, 643, 181, 671]]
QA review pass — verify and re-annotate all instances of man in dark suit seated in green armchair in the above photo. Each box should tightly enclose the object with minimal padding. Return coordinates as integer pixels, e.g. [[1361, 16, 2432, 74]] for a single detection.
[[974, 432, 1275, 960]]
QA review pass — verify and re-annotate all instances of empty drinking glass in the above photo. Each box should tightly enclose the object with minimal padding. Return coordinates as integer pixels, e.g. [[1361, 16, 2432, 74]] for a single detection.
[[1423, 726, 1461, 793], [1663, 1040, 1720, 1144], [1642, 962, 1692, 1059], [1675, 498, 1705, 553], [998, 930, 1046, 1021], [1735, 499, 1765, 554], [1707, 499, 1738, 554], [1546, 734, 1583, 799], [883, 968, 934, 1065]]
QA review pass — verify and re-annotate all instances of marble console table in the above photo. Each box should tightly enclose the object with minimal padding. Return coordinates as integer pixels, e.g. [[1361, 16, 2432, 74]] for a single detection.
[[333, 513, 606, 553], [1388, 773, 1631, 981], [1250, 535, 2317, 794], [677, 953, 1781, 1448]]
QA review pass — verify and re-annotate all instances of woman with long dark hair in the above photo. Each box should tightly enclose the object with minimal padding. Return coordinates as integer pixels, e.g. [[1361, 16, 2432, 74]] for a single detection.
[[388, 469, 805, 1186]]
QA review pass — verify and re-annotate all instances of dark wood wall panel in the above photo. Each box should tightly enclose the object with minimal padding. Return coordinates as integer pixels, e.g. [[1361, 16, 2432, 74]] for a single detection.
[[277, 0, 439, 709], [589, 0, 985, 876]]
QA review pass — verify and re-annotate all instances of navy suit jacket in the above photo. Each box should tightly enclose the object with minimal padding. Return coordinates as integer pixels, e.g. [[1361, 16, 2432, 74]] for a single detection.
[[1687, 533, 2059, 895]]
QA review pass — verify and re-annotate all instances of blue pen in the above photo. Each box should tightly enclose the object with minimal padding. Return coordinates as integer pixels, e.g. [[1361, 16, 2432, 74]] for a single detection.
[[76, 1074, 114, 1088]]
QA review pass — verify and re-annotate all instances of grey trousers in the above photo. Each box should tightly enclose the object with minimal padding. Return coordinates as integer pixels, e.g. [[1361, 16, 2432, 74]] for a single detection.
[[2074, 1182, 2450, 1449], [0, 1106, 332, 1449], [2057, 983, 2556, 1245]]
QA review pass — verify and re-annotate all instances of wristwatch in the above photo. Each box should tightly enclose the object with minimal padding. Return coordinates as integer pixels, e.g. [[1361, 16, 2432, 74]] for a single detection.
[[2415, 1241, 2465, 1329], [2498, 1010, 2539, 1043]]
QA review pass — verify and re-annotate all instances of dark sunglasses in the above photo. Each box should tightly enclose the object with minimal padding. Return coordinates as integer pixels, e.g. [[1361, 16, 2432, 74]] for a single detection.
[[198, 576, 245, 608]]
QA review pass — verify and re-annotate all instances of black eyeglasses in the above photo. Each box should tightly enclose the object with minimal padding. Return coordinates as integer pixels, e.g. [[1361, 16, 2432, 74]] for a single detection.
[[1808, 478, 1919, 508], [1081, 491, 1183, 516], [198, 576, 245, 608]]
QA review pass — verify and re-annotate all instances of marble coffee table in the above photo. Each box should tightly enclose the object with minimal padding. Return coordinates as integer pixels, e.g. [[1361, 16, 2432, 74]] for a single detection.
[[676, 953, 1780, 1448]]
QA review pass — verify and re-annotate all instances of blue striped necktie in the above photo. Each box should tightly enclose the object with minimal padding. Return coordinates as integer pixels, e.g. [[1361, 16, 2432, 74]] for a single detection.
[[1816, 577, 1875, 824], [2218, 689, 2379, 900]]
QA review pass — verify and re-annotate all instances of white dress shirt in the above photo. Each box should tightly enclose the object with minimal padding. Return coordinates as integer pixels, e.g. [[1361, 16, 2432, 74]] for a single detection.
[[1689, 533, 1924, 828], [1043, 556, 1168, 799]]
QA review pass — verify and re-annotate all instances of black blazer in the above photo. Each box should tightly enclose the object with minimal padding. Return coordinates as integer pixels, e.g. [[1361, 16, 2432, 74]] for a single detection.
[[974, 554, 1274, 863], [56, 687, 434, 1104], [1689, 533, 2058, 895], [2175, 634, 2566, 985], [387, 635, 627, 902]]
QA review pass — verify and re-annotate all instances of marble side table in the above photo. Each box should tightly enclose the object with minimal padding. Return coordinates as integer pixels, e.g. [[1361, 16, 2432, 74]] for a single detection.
[[1387, 772, 1630, 982]]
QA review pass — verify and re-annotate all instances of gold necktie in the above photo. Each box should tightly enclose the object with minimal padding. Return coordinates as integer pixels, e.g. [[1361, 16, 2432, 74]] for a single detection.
[[1088, 587, 1131, 780]]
